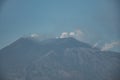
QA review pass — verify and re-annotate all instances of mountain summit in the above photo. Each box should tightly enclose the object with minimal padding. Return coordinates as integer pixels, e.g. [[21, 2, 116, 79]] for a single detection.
[[0, 37, 120, 80]]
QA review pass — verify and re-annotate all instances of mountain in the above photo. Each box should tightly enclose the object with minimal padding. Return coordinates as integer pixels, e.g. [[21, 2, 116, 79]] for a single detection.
[[0, 37, 120, 80]]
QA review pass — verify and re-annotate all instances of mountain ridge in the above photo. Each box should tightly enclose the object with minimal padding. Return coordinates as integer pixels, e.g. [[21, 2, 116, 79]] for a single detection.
[[0, 37, 120, 80]]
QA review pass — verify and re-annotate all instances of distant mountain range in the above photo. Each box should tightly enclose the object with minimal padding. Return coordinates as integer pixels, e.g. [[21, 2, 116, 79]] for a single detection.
[[0, 37, 120, 80]]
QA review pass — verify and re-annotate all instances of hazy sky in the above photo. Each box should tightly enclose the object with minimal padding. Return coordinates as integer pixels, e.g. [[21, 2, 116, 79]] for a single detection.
[[0, 0, 120, 51]]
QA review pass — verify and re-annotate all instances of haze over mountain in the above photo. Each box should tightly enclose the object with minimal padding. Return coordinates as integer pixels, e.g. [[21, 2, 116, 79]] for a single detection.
[[0, 37, 120, 80]]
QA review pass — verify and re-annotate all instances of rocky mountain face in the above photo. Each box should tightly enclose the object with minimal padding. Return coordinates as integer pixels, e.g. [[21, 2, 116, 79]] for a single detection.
[[0, 37, 120, 80]]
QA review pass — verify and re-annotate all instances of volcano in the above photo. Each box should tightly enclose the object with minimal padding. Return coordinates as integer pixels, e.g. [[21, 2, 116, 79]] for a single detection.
[[0, 37, 120, 80]]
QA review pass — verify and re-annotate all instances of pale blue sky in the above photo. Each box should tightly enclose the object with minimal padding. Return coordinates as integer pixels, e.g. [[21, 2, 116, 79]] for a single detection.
[[0, 0, 120, 51]]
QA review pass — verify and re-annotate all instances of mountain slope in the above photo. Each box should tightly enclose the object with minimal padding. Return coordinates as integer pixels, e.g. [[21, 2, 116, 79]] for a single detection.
[[0, 37, 120, 80]]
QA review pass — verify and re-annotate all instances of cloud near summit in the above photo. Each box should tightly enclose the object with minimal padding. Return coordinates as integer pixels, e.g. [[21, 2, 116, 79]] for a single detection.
[[101, 41, 120, 51], [59, 29, 84, 40], [30, 33, 39, 38]]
